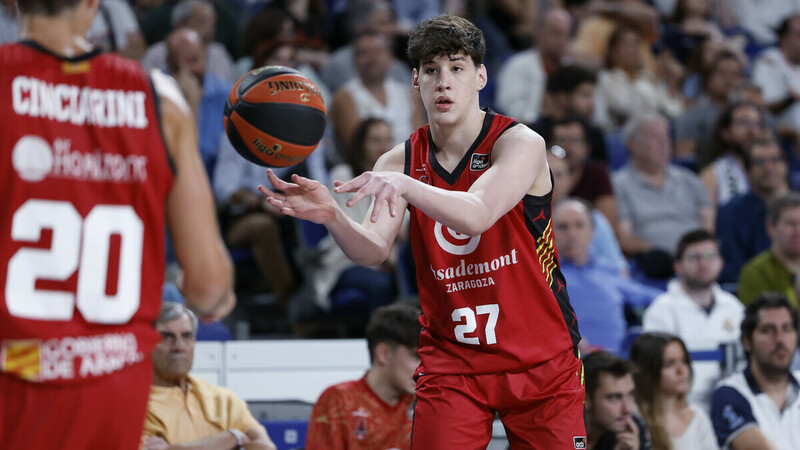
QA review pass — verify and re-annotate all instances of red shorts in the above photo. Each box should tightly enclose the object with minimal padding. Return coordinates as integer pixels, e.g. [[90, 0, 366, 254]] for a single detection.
[[412, 348, 585, 449], [0, 359, 152, 450]]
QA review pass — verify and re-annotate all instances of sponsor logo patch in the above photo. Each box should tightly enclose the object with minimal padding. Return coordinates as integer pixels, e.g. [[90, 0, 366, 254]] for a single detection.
[[573, 436, 587, 449], [470, 152, 490, 171]]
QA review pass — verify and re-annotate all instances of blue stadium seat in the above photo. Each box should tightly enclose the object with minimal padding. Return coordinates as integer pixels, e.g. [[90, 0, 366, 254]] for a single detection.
[[261, 420, 309, 450], [604, 131, 629, 171], [195, 320, 233, 341]]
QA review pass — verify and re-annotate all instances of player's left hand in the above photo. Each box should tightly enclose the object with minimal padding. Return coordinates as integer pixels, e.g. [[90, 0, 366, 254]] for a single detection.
[[142, 436, 169, 450], [334, 171, 408, 222]]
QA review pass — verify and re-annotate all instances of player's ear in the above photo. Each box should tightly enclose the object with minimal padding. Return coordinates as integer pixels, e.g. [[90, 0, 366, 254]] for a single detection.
[[375, 342, 391, 366], [412, 68, 420, 91], [477, 64, 487, 91]]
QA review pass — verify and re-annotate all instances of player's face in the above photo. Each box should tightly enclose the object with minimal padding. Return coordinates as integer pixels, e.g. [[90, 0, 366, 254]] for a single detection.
[[769, 206, 800, 259], [152, 314, 196, 379], [553, 204, 593, 263], [387, 345, 420, 396], [659, 341, 691, 397], [589, 373, 636, 434], [675, 240, 722, 290], [412, 53, 486, 126], [746, 307, 798, 374]]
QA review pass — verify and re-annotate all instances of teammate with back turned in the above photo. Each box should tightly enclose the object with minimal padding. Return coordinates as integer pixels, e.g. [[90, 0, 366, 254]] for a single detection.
[[260, 14, 585, 448], [0, 1, 234, 448]]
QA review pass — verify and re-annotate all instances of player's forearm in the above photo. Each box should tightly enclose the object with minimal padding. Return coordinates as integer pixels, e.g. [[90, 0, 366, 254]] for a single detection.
[[401, 179, 493, 237]]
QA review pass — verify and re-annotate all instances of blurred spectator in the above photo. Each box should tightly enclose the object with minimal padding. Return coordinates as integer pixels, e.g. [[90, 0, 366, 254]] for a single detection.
[[752, 15, 800, 131], [532, 65, 609, 163], [302, 118, 400, 314], [548, 149, 627, 274], [260, 0, 329, 71], [87, 0, 147, 59], [710, 293, 800, 449], [141, 0, 235, 83], [0, 2, 18, 44], [583, 351, 653, 450], [306, 302, 420, 449], [660, 0, 747, 65], [391, 0, 441, 34], [141, 302, 276, 450], [674, 51, 745, 160], [728, 0, 800, 45], [238, 8, 330, 102], [495, 8, 572, 124], [212, 135, 299, 310], [320, 0, 409, 93], [486, 0, 539, 50], [698, 101, 764, 207], [571, 0, 660, 72], [642, 230, 744, 407], [630, 333, 719, 449], [162, 27, 230, 174], [550, 118, 617, 228], [717, 138, 789, 284], [738, 193, 800, 308], [330, 30, 424, 152], [554, 199, 661, 354], [138, 0, 239, 60], [613, 114, 713, 270], [595, 25, 685, 130]]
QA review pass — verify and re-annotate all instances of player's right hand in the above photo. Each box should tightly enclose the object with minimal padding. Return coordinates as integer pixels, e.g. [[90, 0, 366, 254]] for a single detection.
[[259, 170, 337, 224]]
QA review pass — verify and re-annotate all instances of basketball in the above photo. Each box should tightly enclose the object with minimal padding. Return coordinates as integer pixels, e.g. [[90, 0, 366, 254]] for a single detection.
[[223, 66, 327, 167]]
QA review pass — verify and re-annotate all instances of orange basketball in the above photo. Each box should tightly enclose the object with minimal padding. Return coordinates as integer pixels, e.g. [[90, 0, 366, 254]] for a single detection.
[[223, 66, 327, 167]]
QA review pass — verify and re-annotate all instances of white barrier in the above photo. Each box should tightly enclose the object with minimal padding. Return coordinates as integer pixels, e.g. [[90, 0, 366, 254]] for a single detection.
[[192, 339, 370, 404]]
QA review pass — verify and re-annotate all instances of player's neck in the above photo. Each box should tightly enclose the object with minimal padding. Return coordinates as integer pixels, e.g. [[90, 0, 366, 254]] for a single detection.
[[19, 13, 93, 58], [428, 108, 485, 160], [365, 367, 402, 406]]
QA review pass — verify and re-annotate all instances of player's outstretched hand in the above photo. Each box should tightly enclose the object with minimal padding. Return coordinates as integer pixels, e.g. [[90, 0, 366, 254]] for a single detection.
[[334, 171, 407, 223], [259, 169, 336, 224]]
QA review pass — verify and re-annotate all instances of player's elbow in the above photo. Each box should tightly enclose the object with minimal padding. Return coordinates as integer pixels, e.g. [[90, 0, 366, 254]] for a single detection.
[[181, 255, 234, 314], [351, 246, 391, 267]]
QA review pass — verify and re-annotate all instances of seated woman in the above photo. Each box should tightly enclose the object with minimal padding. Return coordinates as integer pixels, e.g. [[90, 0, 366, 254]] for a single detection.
[[630, 333, 719, 449]]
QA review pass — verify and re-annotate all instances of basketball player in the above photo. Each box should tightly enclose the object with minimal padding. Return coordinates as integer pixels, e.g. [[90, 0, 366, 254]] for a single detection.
[[261, 14, 585, 448], [0, 1, 234, 448]]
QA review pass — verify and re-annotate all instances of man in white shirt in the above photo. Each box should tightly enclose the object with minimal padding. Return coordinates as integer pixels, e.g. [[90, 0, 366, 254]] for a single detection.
[[495, 8, 572, 124], [710, 293, 800, 450], [643, 229, 744, 408], [752, 14, 800, 131]]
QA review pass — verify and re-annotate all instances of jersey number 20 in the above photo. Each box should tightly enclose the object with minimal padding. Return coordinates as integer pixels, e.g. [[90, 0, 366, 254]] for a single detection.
[[5, 199, 143, 324]]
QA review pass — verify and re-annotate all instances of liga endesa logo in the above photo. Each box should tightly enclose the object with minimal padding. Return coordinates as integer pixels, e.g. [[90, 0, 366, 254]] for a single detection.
[[434, 221, 480, 255]]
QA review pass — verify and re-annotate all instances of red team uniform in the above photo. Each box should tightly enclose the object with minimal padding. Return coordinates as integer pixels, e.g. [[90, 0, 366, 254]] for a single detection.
[[406, 110, 585, 448], [0, 41, 173, 449], [306, 376, 414, 449]]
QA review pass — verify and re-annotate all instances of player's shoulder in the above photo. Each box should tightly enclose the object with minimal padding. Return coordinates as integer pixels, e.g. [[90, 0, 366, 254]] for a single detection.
[[494, 120, 545, 153], [374, 143, 407, 172]]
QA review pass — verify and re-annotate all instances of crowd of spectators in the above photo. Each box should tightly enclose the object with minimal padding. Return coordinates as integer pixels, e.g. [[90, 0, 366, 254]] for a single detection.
[[7, 0, 800, 444]]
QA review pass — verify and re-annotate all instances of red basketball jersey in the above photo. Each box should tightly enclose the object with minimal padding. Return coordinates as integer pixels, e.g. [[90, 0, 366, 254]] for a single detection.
[[0, 41, 173, 384], [406, 110, 580, 375]]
